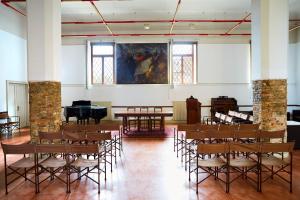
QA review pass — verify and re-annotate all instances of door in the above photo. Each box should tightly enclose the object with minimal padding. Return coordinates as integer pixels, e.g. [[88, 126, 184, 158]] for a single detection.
[[7, 82, 29, 127]]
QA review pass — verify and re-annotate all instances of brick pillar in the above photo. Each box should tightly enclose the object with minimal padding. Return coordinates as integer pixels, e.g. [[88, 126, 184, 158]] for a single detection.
[[253, 79, 287, 131], [29, 81, 61, 141]]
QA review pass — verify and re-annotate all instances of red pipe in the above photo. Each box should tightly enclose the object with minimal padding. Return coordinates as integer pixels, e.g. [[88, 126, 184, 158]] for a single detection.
[[62, 19, 252, 25], [1, 1, 25, 16], [62, 33, 251, 37]]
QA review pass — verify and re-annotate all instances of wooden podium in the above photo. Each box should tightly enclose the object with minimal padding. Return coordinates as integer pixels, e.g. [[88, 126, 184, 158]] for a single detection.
[[186, 96, 201, 124]]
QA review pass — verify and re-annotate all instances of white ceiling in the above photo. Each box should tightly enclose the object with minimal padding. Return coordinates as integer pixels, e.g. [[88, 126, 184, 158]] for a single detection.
[[9, 0, 300, 36]]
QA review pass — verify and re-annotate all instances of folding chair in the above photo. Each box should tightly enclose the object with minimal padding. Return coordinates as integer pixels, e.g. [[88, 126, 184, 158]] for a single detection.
[[67, 144, 102, 193], [260, 142, 295, 192], [35, 144, 69, 193], [1, 143, 37, 194], [86, 132, 111, 180], [228, 143, 260, 192], [195, 143, 229, 193]]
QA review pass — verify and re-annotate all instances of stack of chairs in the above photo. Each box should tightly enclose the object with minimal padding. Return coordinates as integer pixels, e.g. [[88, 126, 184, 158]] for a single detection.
[[173, 123, 294, 194], [1, 122, 123, 194]]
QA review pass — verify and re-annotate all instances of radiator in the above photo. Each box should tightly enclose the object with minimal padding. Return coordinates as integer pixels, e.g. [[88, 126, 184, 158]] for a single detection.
[[172, 101, 187, 121], [92, 101, 112, 120]]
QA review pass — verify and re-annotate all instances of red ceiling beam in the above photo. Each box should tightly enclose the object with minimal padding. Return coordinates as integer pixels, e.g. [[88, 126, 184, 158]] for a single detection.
[[62, 19, 252, 24], [1, 0, 25, 16], [62, 33, 251, 38], [169, 0, 182, 34], [224, 13, 251, 34]]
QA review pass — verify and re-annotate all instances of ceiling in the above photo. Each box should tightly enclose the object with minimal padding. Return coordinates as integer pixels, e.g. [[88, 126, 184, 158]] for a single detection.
[[4, 0, 300, 37]]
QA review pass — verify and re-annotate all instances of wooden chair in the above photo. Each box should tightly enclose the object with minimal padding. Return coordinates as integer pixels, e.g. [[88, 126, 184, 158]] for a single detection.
[[195, 143, 230, 193], [228, 143, 260, 192], [86, 132, 111, 180], [1, 143, 37, 194], [67, 144, 102, 193], [234, 130, 259, 144], [35, 144, 69, 193], [0, 111, 20, 136], [127, 107, 138, 131], [150, 106, 163, 131], [99, 123, 122, 163], [260, 142, 295, 192], [139, 106, 150, 130]]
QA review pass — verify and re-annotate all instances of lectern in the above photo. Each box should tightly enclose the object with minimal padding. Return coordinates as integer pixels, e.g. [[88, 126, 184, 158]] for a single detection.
[[186, 96, 201, 124]]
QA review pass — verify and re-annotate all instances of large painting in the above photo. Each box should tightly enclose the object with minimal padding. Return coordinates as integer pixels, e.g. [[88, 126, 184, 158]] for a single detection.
[[116, 43, 168, 84]]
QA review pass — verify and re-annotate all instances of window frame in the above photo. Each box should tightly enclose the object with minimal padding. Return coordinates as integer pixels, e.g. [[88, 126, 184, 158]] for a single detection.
[[90, 42, 115, 85], [171, 42, 197, 85]]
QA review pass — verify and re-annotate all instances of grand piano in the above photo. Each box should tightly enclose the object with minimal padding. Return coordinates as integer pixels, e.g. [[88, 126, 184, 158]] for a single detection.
[[64, 100, 107, 124]]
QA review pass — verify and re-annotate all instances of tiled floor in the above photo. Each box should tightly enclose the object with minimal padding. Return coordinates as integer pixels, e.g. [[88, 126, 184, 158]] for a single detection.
[[0, 131, 300, 200]]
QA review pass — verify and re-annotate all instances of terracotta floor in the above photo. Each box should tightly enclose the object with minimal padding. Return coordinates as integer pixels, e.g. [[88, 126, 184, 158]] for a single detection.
[[0, 131, 300, 200]]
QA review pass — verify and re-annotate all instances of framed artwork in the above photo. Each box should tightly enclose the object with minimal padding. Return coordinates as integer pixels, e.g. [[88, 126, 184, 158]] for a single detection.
[[116, 43, 168, 84]]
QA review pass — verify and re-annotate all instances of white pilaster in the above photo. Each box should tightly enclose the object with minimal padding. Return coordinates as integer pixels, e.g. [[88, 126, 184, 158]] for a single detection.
[[251, 0, 289, 80], [27, 0, 61, 81]]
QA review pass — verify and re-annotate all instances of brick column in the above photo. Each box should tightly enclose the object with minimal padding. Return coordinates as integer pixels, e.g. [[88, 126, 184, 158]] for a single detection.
[[253, 79, 287, 131], [29, 81, 61, 141]]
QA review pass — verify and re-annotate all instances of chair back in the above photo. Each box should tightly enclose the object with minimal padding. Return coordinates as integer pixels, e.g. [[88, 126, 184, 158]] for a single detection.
[[0, 112, 9, 120], [140, 106, 148, 113], [1, 143, 35, 154], [197, 143, 229, 154], [238, 124, 260, 131], [218, 124, 238, 131], [185, 131, 208, 140], [229, 143, 260, 152], [209, 130, 234, 140], [259, 130, 285, 141], [86, 132, 112, 142], [260, 142, 295, 153], [99, 123, 120, 131], [38, 131, 64, 143], [64, 131, 86, 141], [67, 144, 99, 154], [62, 124, 83, 133], [234, 130, 259, 140], [36, 144, 67, 153], [154, 106, 162, 113], [83, 124, 101, 132]]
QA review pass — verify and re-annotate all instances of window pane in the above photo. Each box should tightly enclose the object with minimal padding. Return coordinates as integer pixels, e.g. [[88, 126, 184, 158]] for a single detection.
[[173, 44, 193, 55], [173, 72, 181, 84], [183, 56, 193, 84], [93, 45, 113, 55], [93, 57, 102, 84], [104, 57, 114, 84], [173, 56, 182, 73]]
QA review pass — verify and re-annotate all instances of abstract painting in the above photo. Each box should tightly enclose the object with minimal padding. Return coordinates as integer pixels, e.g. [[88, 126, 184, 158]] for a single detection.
[[116, 43, 168, 84]]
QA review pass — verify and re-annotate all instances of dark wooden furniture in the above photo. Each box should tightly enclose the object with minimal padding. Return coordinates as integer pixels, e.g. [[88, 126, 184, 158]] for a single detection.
[[211, 96, 238, 121], [114, 111, 173, 134], [0, 111, 20, 136], [186, 96, 201, 124], [64, 100, 107, 124], [292, 110, 300, 122], [287, 121, 300, 149]]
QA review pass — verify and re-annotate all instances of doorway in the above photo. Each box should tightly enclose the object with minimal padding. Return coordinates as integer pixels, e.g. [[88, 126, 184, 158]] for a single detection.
[[6, 81, 29, 128]]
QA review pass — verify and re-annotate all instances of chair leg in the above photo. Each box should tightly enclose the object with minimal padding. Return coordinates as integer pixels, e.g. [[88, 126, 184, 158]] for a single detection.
[[196, 155, 199, 194], [4, 157, 8, 195]]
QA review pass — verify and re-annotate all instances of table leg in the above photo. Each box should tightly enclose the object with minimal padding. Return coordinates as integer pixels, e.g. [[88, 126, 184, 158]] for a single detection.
[[161, 116, 165, 131]]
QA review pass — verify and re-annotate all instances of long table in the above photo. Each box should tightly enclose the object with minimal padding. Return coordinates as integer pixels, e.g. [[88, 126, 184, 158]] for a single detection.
[[114, 111, 173, 134]]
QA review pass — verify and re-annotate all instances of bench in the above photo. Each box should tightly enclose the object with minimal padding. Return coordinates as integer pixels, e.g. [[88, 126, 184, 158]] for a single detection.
[[0, 111, 20, 135]]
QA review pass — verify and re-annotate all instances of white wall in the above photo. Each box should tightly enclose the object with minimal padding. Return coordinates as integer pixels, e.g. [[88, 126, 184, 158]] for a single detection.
[[0, 4, 27, 111], [61, 43, 253, 117], [296, 30, 300, 104]]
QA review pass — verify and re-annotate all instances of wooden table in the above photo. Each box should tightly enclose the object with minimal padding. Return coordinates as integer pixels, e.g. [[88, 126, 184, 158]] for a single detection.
[[114, 111, 173, 134]]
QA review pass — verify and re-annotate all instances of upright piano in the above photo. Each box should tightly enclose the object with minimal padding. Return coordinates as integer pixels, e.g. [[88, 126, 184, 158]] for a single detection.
[[64, 100, 107, 124]]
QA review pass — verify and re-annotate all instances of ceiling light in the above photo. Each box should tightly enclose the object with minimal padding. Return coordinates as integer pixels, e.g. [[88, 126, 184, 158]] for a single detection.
[[189, 23, 196, 30], [144, 24, 150, 30]]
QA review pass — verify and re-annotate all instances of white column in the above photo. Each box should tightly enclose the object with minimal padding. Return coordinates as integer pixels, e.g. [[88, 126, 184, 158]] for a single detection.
[[27, 0, 61, 81], [251, 0, 289, 80]]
